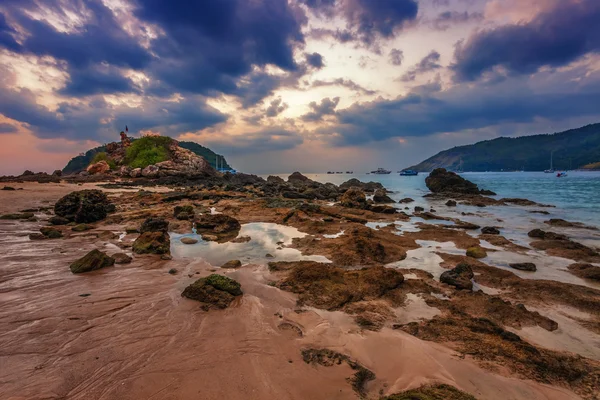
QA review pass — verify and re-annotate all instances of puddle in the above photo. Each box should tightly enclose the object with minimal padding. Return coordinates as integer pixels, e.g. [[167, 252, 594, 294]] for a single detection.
[[388, 240, 463, 280], [171, 222, 331, 266], [394, 293, 441, 324], [323, 230, 345, 239]]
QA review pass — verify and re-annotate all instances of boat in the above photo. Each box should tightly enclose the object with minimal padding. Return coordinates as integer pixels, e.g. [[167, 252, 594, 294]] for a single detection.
[[556, 171, 567, 177], [370, 168, 392, 175], [327, 171, 334, 174], [345, 171, 353, 174], [544, 151, 555, 173], [399, 169, 418, 176]]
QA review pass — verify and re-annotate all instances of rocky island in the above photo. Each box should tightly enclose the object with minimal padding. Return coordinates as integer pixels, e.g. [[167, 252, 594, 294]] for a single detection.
[[1, 143, 599, 400]]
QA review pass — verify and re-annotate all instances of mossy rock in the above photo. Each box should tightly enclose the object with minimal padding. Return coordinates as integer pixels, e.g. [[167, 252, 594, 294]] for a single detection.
[[2, 186, 16, 190], [140, 217, 169, 233], [0, 212, 34, 220], [204, 274, 243, 296], [125, 226, 140, 234], [382, 384, 477, 400], [113, 253, 132, 264], [72, 224, 94, 232], [54, 190, 112, 223], [221, 260, 242, 269], [181, 274, 243, 309], [70, 249, 115, 274], [174, 205, 194, 218], [40, 227, 63, 239], [466, 246, 487, 259], [132, 231, 171, 254]]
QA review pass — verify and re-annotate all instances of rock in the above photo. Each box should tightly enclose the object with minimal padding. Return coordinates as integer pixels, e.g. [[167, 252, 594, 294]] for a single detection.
[[141, 164, 160, 178], [221, 260, 242, 269], [265, 253, 274, 258], [425, 168, 495, 195], [398, 198, 414, 204], [140, 217, 169, 233], [368, 204, 397, 214], [182, 274, 243, 309], [340, 187, 367, 209], [168, 268, 177, 274], [287, 172, 310, 182], [180, 237, 198, 245], [527, 229, 568, 241], [0, 212, 34, 220], [86, 161, 111, 175], [202, 234, 218, 241], [231, 235, 251, 243], [414, 206, 425, 212], [446, 200, 457, 207], [510, 262, 537, 272], [125, 226, 140, 234], [174, 205, 194, 219], [466, 246, 487, 259], [113, 253, 132, 264], [339, 179, 384, 192], [54, 190, 112, 223], [29, 233, 46, 240], [373, 189, 395, 203], [133, 231, 170, 255], [22, 170, 35, 176], [151, 145, 216, 178], [195, 214, 241, 241], [70, 249, 115, 274], [1, 186, 16, 190], [481, 226, 500, 235], [49, 216, 70, 225], [161, 254, 173, 260], [440, 263, 474, 290], [40, 227, 63, 238], [119, 166, 132, 177], [567, 263, 600, 281], [130, 168, 142, 178], [544, 218, 597, 230], [71, 224, 94, 232], [530, 210, 550, 215], [267, 175, 285, 184]]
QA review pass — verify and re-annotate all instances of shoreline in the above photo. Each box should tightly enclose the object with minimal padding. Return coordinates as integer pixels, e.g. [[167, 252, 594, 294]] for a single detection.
[[1, 177, 599, 400]]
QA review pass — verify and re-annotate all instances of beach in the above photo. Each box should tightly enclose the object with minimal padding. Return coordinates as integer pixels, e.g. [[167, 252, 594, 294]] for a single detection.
[[1, 176, 599, 400]]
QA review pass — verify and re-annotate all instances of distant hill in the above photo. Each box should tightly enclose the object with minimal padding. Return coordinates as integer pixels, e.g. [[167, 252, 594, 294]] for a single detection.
[[408, 123, 600, 172], [62, 140, 231, 175]]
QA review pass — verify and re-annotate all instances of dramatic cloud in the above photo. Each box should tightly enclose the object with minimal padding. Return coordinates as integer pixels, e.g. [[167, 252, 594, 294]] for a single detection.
[[453, 0, 600, 81], [302, 97, 340, 121], [306, 52, 325, 69], [400, 51, 442, 81], [60, 65, 140, 96], [198, 127, 304, 154], [311, 78, 377, 95], [326, 67, 600, 145], [0, 12, 20, 52], [307, 28, 357, 44], [266, 98, 289, 118], [0, 122, 18, 133], [431, 11, 483, 31], [389, 49, 404, 66]]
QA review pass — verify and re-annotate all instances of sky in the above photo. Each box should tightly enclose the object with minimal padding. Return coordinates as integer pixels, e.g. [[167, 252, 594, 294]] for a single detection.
[[0, 0, 600, 175]]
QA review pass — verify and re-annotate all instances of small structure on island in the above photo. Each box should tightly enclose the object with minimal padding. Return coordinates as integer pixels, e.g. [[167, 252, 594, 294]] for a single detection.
[[120, 128, 131, 147]]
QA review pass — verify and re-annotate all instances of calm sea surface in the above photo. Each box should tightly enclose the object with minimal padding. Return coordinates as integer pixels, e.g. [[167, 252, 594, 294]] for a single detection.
[[282, 171, 600, 227]]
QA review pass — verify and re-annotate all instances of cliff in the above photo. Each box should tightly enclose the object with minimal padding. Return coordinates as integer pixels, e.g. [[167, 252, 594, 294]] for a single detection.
[[408, 123, 600, 172]]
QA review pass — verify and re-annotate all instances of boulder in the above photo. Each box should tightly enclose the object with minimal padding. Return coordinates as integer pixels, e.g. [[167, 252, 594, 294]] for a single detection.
[[130, 168, 142, 178], [195, 214, 241, 241], [340, 187, 367, 209], [221, 260, 242, 269], [87, 161, 111, 175], [174, 205, 194, 219], [373, 189, 395, 204], [527, 229, 568, 241], [182, 274, 243, 309], [481, 226, 500, 235], [466, 246, 487, 259], [40, 227, 63, 239], [152, 145, 216, 178], [425, 168, 495, 195], [267, 175, 285, 184], [140, 217, 169, 233], [119, 166, 132, 177], [568, 263, 600, 281], [141, 164, 160, 178], [510, 263, 537, 272], [1, 186, 16, 190], [54, 190, 112, 223], [414, 206, 425, 212], [180, 237, 199, 245], [339, 179, 383, 192], [0, 212, 34, 220], [398, 198, 414, 204], [49, 216, 70, 225], [446, 200, 457, 207], [231, 235, 251, 243], [133, 231, 170, 254], [113, 253, 133, 264], [72, 224, 94, 232], [440, 263, 474, 290], [52, 170, 62, 176], [70, 249, 115, 273], [287, 172, 310, 183]]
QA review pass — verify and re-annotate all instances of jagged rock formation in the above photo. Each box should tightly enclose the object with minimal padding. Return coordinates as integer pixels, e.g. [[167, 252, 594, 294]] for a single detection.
[[425, 168, 495, 195]]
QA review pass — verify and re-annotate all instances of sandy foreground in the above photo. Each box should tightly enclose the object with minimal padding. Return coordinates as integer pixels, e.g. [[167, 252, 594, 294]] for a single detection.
[[0, 182, 598, 400]]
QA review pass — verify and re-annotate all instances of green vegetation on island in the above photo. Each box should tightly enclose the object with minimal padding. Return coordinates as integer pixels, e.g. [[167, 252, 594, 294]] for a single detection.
[[408, 123, 600, 172]]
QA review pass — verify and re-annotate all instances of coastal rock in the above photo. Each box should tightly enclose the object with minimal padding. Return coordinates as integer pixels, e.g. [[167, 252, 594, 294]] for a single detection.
[[527, 229, 568, 241], [0, 212, 34, 220], [544, 218, 597, 230], [195, 214, 241, 241], [113, 253, 132, 264], [287, 172, 310, 183], [446, 200, 457, 207], [86, 161, 110, 175], [180, 237, 198, 245], [2, 186, 16, 190], [368, 204, 397, 214], [398, 197, 414, 204], [40, 227, 63, 239], [130, 168, 142, 178], [414, 206, 424, 212], [440, 263, 474, 290], [339, 179, 383, 193], [425, 168, 495, 195], [153, 145, 216, 178], [481, 226, 500, 235], [510, 263, 537, 272], [382, 384, 477, 400], [221, 260, 242, 269], [71, 224, 94, 232], [567, 263, 600, 281], [133, 231, 171, 255], [182, 274, 243, 309], [174, 205, 194, 220], [54, 190, 112, 223], [267, 175, 285, 184], [70, 249, 115, 274], [373, 189, 395, 203], [340, 187, 367, 209], [140, 217, 169, 233], [141, 165, 160, 178], [466, 246, 487, 259], [231, 235, 251, 243], [529, 230, 600, 262], [29, 233, 46, 240]]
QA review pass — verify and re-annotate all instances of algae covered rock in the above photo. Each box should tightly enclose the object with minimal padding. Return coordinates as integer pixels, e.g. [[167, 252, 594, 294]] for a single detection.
[[133, 231, 170, 254], [481, 226, 500, 235], [195, 214, 241, 242], [54, 190, 112, 223], [509, 262, 537, 272], [373, 189, 395, 204], [1, 212, 34, 220], [182, 274, 243, 309], [70, 249, 115, 273], [140, 217, 169, 233], [113, 253, 132, 264], [340, 187, 367, 209], [466, 246, 487, 259], [40, 227, 63, 239], [72, 224, 94, 232], [49, 216, 70, 225], [440, 263, 474, 290], [221, 260, 242, 269], [174, 205, 194, 219], [426, 168, 495, 195]]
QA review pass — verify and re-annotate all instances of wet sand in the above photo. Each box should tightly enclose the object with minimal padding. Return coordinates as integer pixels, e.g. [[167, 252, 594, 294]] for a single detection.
[[1, 182, 598, 400]]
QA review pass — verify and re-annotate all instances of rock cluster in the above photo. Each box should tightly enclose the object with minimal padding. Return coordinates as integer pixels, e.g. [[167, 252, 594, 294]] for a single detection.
[[182, 274, 243, 309], [425, 168, 495, 195], [54, 190, 113, 223], [195, 214, 241, 242], [440, 263, 474, 290]]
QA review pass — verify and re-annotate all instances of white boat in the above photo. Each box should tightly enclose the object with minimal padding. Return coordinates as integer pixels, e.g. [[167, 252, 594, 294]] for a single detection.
[[544, 151, 555, 173], [399, 169, 418, 176], [370, 168, 391, 174]]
